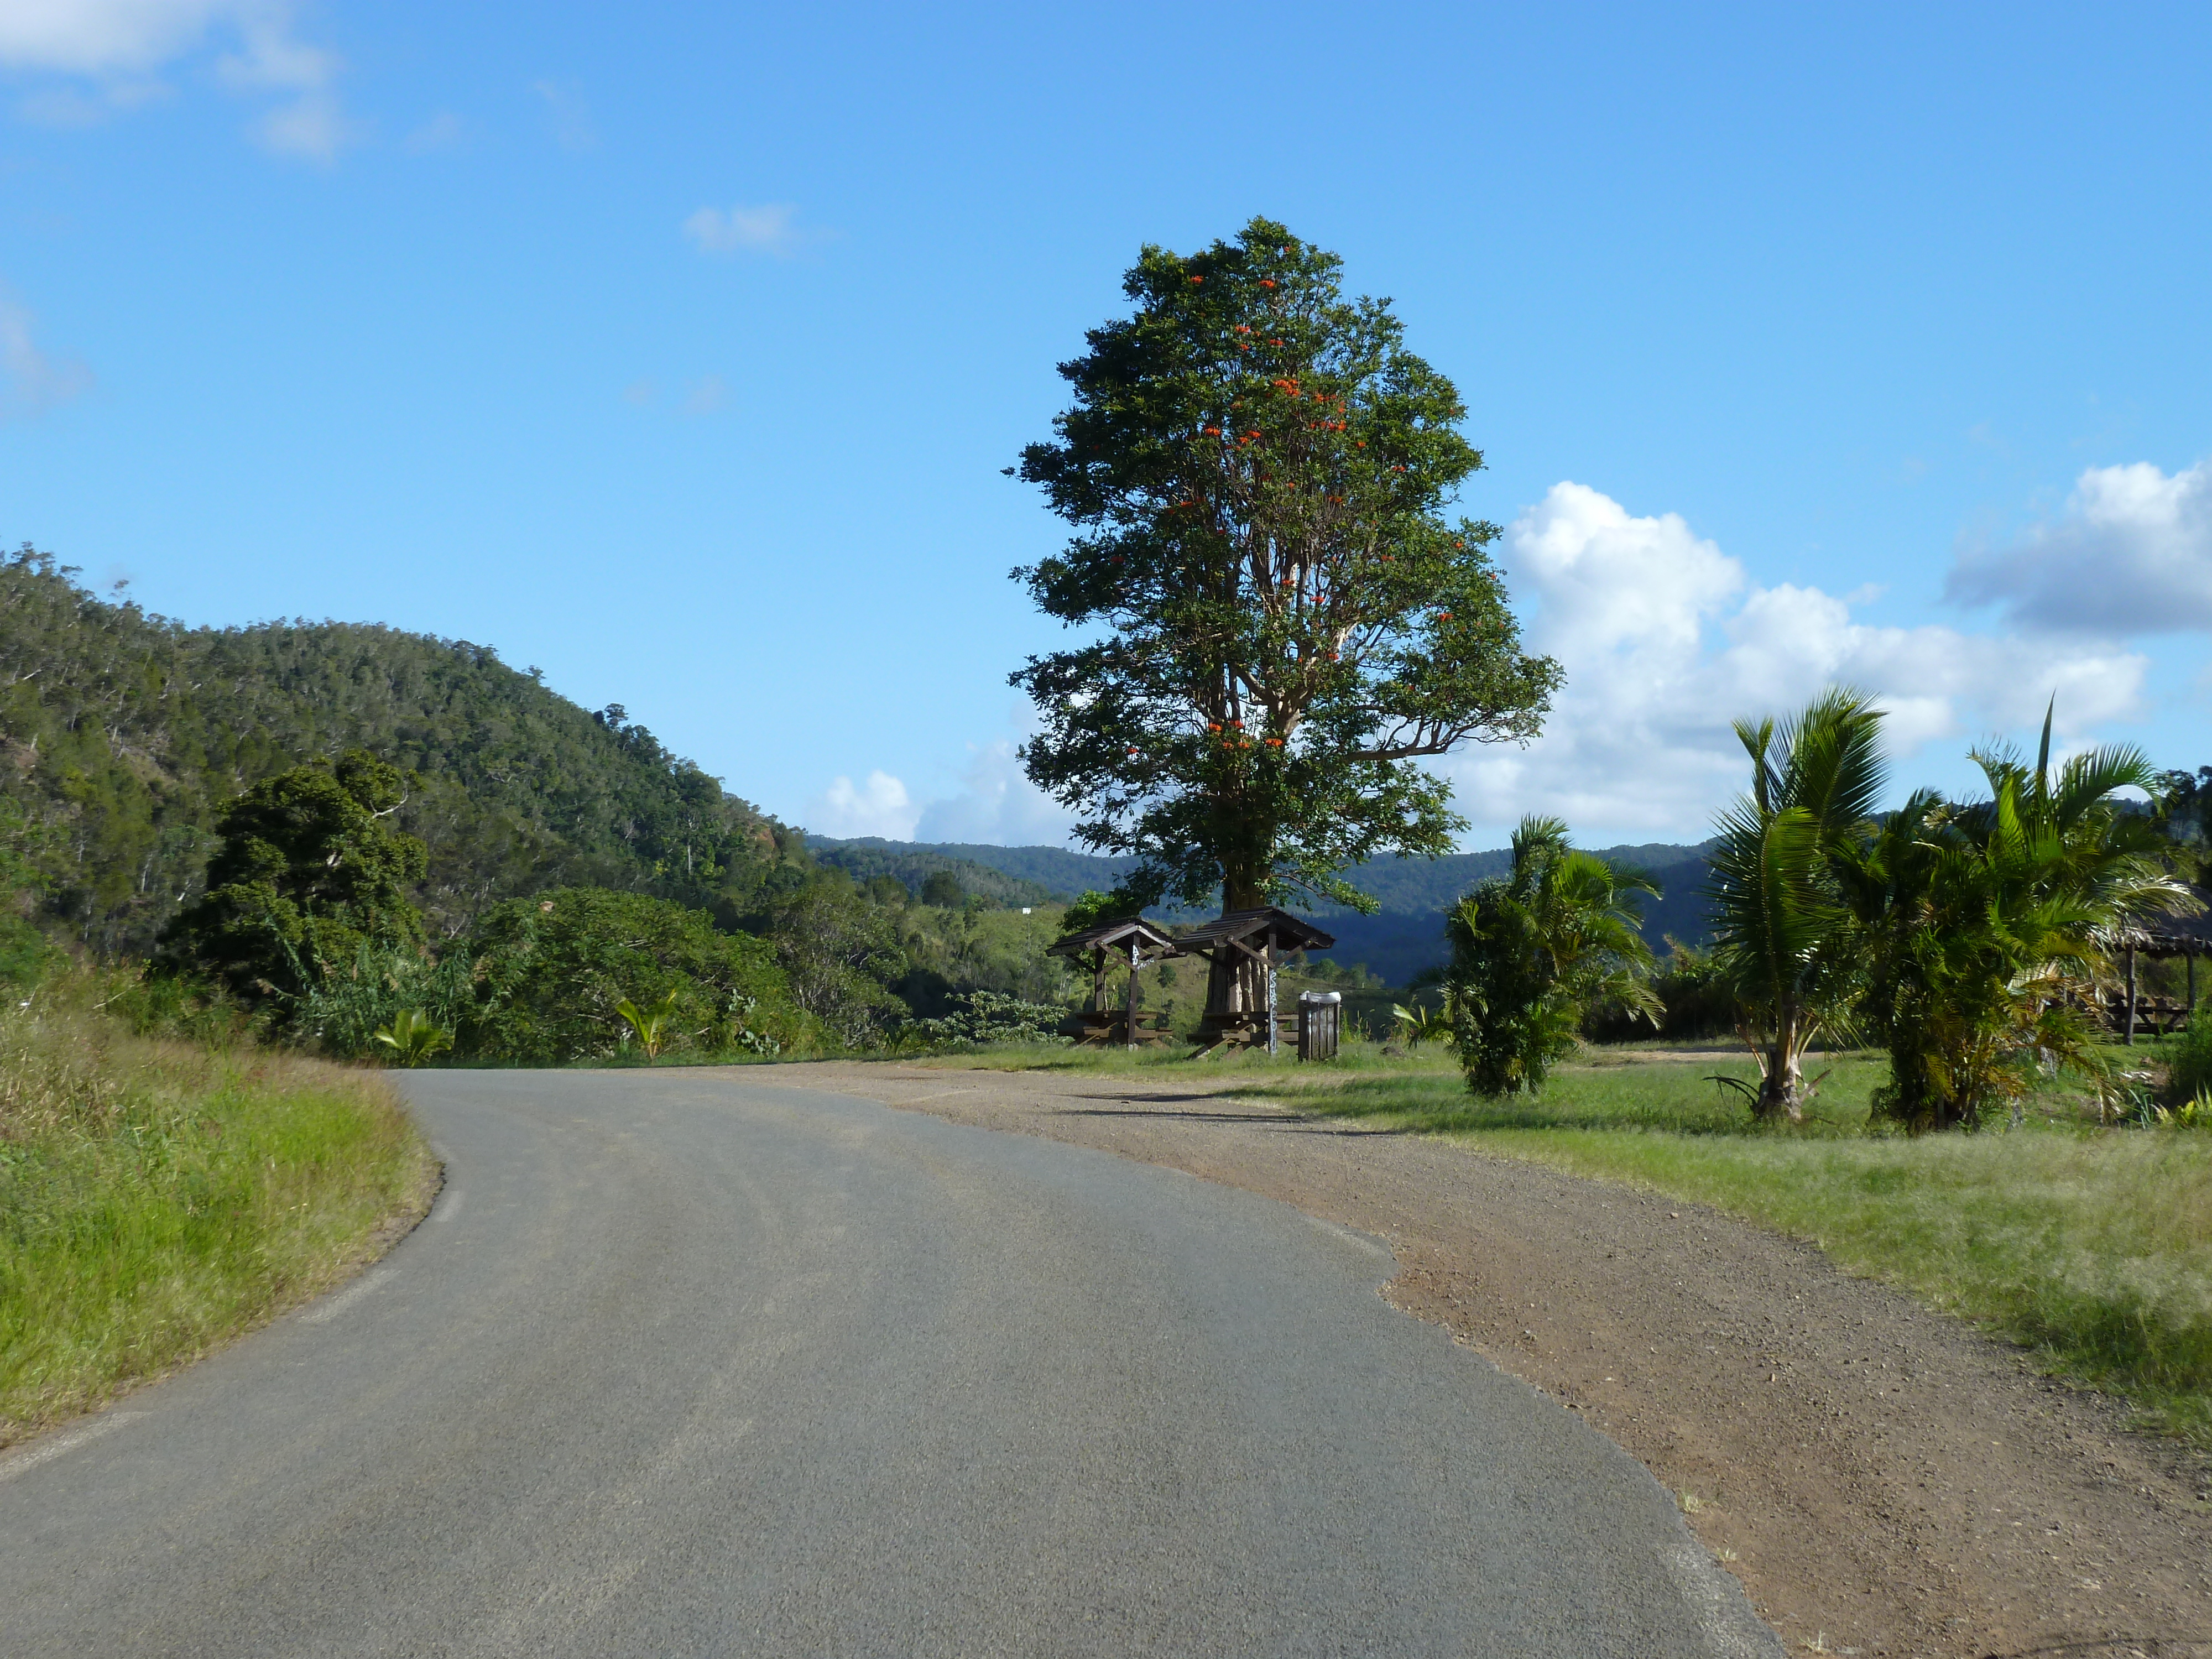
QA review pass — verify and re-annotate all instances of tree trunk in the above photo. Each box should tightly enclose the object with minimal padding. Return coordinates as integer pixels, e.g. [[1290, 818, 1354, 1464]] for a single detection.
[[1223, 877, 1269, 912], [2124, 947, 2137, 1046], [1755, 1013, 1807, 1124]]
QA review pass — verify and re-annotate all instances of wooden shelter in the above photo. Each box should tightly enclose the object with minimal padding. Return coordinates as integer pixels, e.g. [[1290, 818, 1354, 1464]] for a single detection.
[[1045, 916, 1181, 1048], [2114, 887, 2211, 1042], [1177, 908, 1337, 1056]]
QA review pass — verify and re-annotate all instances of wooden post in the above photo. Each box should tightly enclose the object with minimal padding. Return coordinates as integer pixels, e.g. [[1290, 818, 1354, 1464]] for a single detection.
[[1127, 940, 1140, 1052], [2124, 947, 2137, 1045], [1265, 941, 1279, 1057]]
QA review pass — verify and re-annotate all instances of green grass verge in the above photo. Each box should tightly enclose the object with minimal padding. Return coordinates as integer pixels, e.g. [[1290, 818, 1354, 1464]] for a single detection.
[[1238, 1048, 2212, 1446], [0, 975, 437, 1446]]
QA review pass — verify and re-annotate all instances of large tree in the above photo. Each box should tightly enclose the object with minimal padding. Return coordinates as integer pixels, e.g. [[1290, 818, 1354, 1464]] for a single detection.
[[158, 750, 427, 1005], [1011, 219, 1559, 915]]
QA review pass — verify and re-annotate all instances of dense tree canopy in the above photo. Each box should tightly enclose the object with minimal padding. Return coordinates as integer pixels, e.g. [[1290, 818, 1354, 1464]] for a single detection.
[[466, 887, 801, 1064], [1013, 219, 1559, 914], [158, 750, 427, 1005]]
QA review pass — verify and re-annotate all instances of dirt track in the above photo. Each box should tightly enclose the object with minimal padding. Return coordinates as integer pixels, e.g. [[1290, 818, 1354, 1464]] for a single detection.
[[769, 1060, 2212, 1659]]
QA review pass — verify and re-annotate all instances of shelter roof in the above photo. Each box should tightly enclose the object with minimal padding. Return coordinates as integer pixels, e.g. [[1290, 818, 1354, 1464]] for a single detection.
[[1174, 907, 1336, 954], [1045, 916, 1181, 959], [2137, 887, 2212, 956]]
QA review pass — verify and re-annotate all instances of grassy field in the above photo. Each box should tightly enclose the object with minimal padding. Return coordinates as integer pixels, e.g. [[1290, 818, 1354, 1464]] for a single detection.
[[0, 974, 437, 1447], [917, 1033, 2212, 1444]]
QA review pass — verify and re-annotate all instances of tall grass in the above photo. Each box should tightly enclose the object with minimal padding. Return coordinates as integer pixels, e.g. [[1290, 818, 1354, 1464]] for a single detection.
[[1249, 1053, 2212, 1444], [0, 973, 436, 1445]]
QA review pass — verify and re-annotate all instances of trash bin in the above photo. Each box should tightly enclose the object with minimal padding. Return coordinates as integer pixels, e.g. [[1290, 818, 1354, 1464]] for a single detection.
[[1297, 990, 1341, 1061]]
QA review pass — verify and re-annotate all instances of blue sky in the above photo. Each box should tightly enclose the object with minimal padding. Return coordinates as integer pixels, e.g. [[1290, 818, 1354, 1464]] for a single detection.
[[3, 2, 2208, 849]]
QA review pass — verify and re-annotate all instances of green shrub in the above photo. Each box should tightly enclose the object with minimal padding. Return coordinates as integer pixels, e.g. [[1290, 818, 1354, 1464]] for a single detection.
[[293, 940, 477, 1060], [906, 990, 1067, 1049], [463, 887, 804, 1063], [2169, 1007, 2212, 1107], [1584, 941, 1737, 1043]]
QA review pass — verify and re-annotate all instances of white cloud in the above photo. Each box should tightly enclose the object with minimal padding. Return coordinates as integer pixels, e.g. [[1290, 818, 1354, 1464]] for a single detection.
[[1947, 458, 2212, 634], [808, 770, 921, 841], [0, 0, 348, 154], [683, 203, 814, 258], [681, 374, 727, 416], [0, 0, 233, 74], [252, 86, 345, 157], [0, 289, 92, 416], [1444, 482, 2150, 841], [912, 739, 1079, 846]]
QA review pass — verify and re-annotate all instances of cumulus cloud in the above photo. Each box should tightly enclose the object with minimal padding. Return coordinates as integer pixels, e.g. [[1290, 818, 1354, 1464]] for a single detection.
[[808, 770, 921, 841], [912, 739, 1080, 846], [683, 203, 816, 258], [804, 737, 1080, 848], [0, 0, 232, 74], [1, 289, 92, 416], [1443, 482, 2149, 841], [1947, 458, 2212, 634], [0, 0, 348, 155]]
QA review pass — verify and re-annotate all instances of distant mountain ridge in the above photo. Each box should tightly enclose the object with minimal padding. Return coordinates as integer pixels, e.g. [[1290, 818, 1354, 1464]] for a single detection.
[[808, 834, 1719, 984]]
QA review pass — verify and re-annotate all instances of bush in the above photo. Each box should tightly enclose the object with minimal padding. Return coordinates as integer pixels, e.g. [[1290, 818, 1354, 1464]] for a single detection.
[[905, 990, 1067, 1049], [1584, 942, 1738, 1044], [292, 941, 478, 1061], [465, 888, 805, 1063], [1447, 817, 1658, 1096], [765, 873, 909, 1046], [2169, 1005, 2212, 1108]]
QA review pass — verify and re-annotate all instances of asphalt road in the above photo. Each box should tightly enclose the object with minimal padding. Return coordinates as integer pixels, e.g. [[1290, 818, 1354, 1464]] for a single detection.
[[1, 1070, 1780, 1657]]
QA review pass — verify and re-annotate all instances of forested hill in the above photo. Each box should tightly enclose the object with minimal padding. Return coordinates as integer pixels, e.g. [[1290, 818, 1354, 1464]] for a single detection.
[[1, 549, 800, 954], [818, 835, 1721, 984], [806, 839, 1060, 909], [808, 837, 1131, 903]]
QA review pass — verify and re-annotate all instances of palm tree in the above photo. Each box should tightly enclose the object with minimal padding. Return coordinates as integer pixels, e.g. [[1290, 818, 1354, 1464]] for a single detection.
[[1447, 816, 1661, 1096], [1841, 706, 2199, 1129], [1706, 688, 1888, 1122]]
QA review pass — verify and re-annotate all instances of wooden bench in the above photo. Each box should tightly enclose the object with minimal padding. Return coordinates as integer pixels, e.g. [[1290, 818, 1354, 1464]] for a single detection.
[[1057, 1009, 1172, 1047]]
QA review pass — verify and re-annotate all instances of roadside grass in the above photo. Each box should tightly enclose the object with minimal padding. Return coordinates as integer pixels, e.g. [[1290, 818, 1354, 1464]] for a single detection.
[[1238, 1046, 2212, 1446], [0, 972, 437, 1447]]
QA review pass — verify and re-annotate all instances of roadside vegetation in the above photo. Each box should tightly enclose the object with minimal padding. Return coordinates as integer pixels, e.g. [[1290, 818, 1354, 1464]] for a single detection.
[[0, 969, 436, 1446]]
